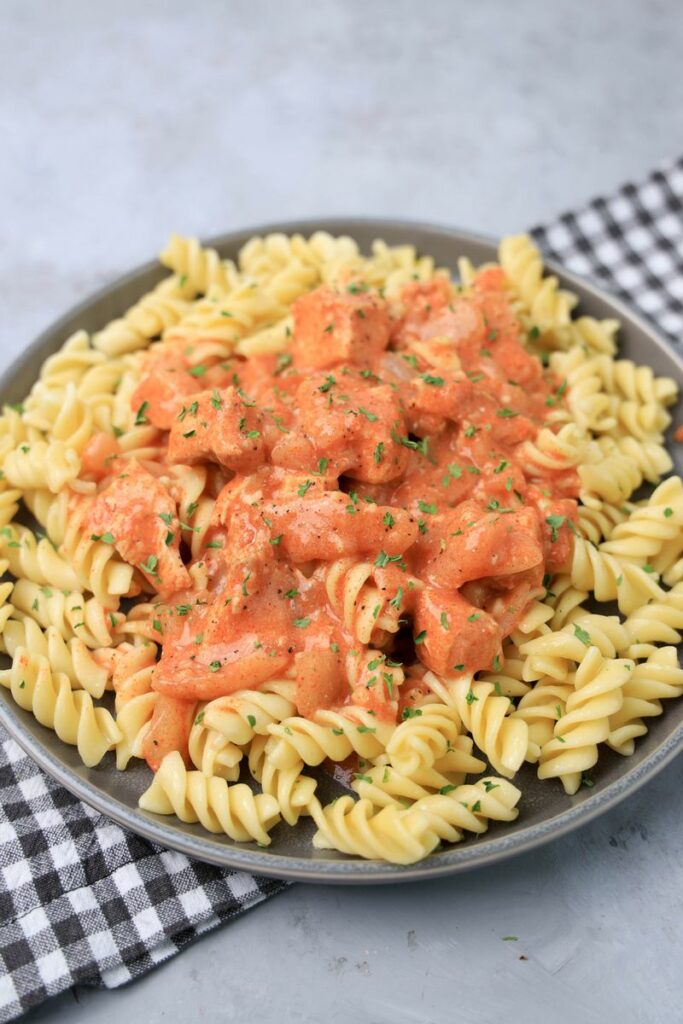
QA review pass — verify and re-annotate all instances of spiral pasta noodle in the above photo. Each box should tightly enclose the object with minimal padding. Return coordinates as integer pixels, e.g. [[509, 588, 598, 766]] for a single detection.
[[537, 647, 632, 794], [0, 647, 120, 766], [139, 751, 281, 845]]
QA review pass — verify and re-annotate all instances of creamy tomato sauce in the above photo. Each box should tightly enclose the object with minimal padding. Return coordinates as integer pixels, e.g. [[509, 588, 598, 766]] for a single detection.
[[84, 267, 579, 770]]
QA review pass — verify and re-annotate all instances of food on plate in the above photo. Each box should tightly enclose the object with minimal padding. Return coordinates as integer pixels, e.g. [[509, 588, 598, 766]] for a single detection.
[[1, 230, 681, 864]]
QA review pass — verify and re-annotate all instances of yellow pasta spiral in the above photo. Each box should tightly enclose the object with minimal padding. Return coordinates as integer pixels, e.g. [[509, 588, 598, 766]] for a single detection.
[[139, 751, 281, 845], [325, 558, 416, 646], [12, 578, 114, 648], [310, 796, 437, 864], [0, 523, 80, 592], [248, 735, 318, 826], [93, 275, 192, 356], [443, 677, 528, 778], [4, 439, 81, 494], [160, 235, 240, 295], [569, 535, 663, 615], [538, 647, 632, 794], [1, 616, 109, 698], [499, 235, 577, 332], [266, 707, 394, 769], [0, 647, 120, 767], [385, 704, 473, 776]]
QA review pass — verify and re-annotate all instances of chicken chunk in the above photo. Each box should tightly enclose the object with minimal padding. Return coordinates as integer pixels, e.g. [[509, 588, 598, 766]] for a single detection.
[[167, 386, 265, 471], [291, 284, 391, 369], [87, 459, 190, 597]]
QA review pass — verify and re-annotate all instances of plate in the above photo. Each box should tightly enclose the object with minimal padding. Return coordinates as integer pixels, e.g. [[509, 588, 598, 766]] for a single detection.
[[2, 219, 682, 883]]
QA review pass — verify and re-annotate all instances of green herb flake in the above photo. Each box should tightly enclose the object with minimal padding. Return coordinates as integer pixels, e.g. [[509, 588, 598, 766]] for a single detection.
[[134, 401, 149, 425], [546, 514, 566, 543], [574, 624, 591, 646]]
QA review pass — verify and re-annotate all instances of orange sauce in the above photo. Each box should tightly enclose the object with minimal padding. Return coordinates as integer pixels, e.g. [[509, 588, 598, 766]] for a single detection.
[[86, 269, 579, 766]]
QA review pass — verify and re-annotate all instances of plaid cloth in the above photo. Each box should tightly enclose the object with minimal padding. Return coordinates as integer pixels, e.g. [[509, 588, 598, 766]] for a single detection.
[[531, 156, 683, 339], [1, 156, 683, 1022]]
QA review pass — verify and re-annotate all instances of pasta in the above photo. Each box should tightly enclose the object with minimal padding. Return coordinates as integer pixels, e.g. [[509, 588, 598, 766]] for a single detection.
[[0, 647, 120, 766], [2, 229, 683, 865]]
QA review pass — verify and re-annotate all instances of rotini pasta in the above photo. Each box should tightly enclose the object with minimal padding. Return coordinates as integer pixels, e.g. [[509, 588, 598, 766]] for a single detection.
[[0, 647, 120, 766], [2, 229, 682, 866]]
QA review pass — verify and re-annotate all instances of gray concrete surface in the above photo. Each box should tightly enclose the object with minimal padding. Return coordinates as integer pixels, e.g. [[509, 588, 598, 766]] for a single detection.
[[2, 0, 683, 1021]]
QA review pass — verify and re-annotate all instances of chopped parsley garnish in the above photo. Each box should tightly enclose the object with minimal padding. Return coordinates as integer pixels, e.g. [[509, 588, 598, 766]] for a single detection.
[[664, 507, 674, 518], [189, 364, 207, 377], [440, 612, 449, 631], [496, 407, 518, 418], [374, 550, 406, 570], [358, 407, 378, 422], [382, 511, 395, 528], [297, 480, 314, 497], [493, 460, 508, 474], [269, 534, 283, 546], [546, 514, 566, 542], [275, 353, 292, 375], [402, 708, 422, 719], [139, 554, 159, 578], [134, 401, 149, 425], [574, 624, 591, 646], [421, 373, 445, 387], [374, 441, 384, 465], [391, 430, 429, 456], [318, 374, 336, 393], [465, 689, 478, 705], [91, 532, 115, 544], [211, 390, 223, 409], [414, 630, 427, 645], [417, 500, 437, 514], [209, 660, 222, 672], [284, 588, 299, 599], [293, 617, 310, 628], [467, 613, 480, 622]]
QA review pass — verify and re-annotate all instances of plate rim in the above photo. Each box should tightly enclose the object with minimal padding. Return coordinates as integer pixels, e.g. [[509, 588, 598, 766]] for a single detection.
[[2, 217, 682, 884]]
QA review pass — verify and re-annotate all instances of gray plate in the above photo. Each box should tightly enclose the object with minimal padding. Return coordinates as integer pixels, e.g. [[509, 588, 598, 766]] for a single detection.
[[1, 219, 682, 884]]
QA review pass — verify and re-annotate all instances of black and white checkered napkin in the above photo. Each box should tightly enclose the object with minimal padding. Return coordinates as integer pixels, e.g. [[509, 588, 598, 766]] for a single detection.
[[1, 156, 683, 1022]]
